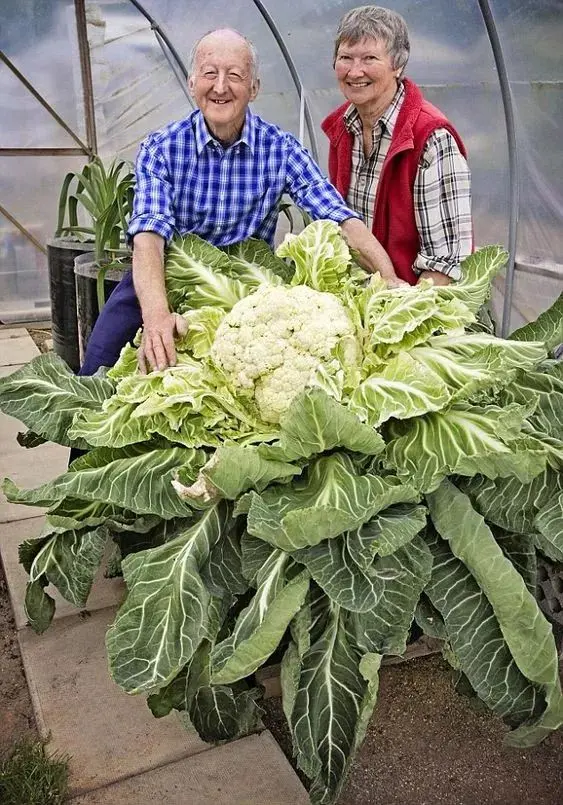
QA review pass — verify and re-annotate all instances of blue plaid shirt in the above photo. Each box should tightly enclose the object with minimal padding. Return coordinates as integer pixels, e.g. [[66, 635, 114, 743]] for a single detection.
[[127, 108, 358, 247]]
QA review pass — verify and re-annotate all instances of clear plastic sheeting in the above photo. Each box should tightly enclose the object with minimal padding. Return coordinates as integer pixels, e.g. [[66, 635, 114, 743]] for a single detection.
[[0, 0, 561, 328], [1, 0, 87, 144], [0, 212, 49, 324]]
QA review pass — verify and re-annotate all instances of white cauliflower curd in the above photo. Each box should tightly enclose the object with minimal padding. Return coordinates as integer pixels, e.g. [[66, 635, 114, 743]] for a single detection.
[[210, 284, 356, 423]]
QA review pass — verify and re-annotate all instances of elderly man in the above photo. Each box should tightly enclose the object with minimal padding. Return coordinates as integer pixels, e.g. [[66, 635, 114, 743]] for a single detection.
[[81, 27, 400, 377], [322, 6, 473, 287]]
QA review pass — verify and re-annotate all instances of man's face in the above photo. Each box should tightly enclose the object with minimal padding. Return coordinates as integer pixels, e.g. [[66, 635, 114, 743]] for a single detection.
[[334, 37, 398, 112], [189, 32, 259, 142]]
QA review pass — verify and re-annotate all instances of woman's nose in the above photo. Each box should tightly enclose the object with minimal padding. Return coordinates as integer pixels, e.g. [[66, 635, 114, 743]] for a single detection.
[[347, 59, 365, 76]]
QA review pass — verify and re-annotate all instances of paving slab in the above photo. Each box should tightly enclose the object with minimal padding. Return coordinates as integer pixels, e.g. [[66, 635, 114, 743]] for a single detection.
[[0, 331, 39, 365], [68, 731, 310, 804], [0, 407, 69, 523], [0, 362, 24, 378], [0, 327, 36, 339], [19, 607, 209, 795], [0, 517, 126, 630]]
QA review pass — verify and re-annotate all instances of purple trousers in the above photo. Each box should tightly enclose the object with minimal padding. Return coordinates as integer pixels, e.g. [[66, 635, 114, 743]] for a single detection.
[[79, 270, 142, 376]]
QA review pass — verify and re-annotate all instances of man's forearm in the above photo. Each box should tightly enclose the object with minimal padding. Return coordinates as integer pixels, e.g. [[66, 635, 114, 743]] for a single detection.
[[339, 217, 398, 281], [416, 269, 452, 287], [132, 232, 169, 321]]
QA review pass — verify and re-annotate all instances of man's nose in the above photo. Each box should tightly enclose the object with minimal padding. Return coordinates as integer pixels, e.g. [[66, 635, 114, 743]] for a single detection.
[[213, 73, 228, 93]]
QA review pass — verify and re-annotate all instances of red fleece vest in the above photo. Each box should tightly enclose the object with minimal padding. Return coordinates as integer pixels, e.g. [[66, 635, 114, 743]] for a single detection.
[[321, 78, 468, 284]]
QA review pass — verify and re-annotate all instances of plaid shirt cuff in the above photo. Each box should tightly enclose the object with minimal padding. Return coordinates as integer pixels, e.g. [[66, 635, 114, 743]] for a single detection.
[[413, 253, 462, 281], [127, 215, 174, 245]]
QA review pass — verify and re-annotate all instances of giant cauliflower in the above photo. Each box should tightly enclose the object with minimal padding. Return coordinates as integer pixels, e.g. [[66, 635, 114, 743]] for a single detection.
[[210, 283, 357, 423]]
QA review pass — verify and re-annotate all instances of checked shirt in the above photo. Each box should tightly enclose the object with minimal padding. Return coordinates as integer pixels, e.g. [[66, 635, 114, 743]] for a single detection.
[[127, 108, 358, 248], [345, 83, 472, 279]]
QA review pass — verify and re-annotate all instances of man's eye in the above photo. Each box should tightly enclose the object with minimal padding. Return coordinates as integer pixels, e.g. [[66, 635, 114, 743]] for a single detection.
[[338, 55, 351, 61], [204, 72, 217, 79]]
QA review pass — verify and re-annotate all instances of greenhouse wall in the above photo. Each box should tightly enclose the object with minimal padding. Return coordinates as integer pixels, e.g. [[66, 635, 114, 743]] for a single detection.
[[1, 0, 561, 331]]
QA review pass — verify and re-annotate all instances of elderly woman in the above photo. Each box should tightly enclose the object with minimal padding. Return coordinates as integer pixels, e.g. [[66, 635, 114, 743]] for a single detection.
[[322, 6, 472, 286]]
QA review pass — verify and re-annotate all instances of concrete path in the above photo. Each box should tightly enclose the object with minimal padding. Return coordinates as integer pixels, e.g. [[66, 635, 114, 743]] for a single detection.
[[0, 328, 309, 803]]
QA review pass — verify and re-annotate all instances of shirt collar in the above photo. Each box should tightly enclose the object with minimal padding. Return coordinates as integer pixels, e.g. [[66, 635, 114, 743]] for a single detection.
[[193, 108, 256, 155], [344, 81, 405, 137]]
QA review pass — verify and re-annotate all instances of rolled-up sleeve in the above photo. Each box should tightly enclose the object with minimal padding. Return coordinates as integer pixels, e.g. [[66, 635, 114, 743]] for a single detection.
[[284, 134, 361, 224], [413, 129, 472, 280], [127, 137, 176, 243]]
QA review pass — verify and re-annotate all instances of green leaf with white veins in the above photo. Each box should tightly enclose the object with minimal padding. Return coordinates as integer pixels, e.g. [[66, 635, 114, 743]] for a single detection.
[[69, 400, 156, 448], [423, 524, 542, 726], [366, 284, 439, 345], [500, 367, 563, 441], [246, 453, 419, 552], [27, 526, 108, 608], [259, 387, 385, 462], [348, 535, 433, 656], [211, 551, 309, 684], [0, 353, 114, 447], [534, 492, 563, 561], [165, 233, 246, 312], [201, 521, 249, 596], [224, 238, 293, 284], [385, 402, 533, 493], [277, 220, 352, 293], [427, 480, 563, 746], [350, 352, 451, 427], [24, 580, 55, 634], [179, 308, 223, 358], [174, 443, 301, 503], [107, 502, 229, 694], [293, 537, 383, 613], [409, 336, 546, 402], [436, 245, 508, 312], [148, 596, 263, 742], [459, 466, 563, 535], [289, 601, 381, 805], [347, 503, 427, 567], [4, 445, 205, 519], [509, 292, 563, 352]]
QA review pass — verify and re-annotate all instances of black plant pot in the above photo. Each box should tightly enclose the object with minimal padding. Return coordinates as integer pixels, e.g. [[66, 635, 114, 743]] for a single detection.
[[47, 238, 95, 372], [74, 253, 129, 364]]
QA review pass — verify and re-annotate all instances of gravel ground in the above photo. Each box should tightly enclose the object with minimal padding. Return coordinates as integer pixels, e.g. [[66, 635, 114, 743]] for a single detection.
[[263, 654, 563, 805]]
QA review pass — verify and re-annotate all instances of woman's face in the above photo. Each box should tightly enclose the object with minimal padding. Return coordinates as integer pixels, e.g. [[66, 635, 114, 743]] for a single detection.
[[334, 37, 399, 111]]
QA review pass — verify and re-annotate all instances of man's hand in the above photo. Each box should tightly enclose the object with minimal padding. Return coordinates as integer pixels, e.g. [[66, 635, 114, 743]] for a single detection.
[[417, 270, 452, 287], [137, 310, 188, 373]]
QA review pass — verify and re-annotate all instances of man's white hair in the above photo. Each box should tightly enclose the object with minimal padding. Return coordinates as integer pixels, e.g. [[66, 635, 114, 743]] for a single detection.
[[188, 28, 260, 82]]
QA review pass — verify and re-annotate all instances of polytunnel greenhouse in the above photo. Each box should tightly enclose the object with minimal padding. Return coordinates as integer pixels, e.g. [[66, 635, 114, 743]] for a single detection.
[[1, 0, 562, 333], [0, 3, 562, 805]]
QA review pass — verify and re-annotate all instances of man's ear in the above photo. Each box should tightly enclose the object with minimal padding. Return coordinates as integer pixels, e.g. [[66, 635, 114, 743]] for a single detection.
[[188, 75, 195, 95], [250, 77, 260, 101]]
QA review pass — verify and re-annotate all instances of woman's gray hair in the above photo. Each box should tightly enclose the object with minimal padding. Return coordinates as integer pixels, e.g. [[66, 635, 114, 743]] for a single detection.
[[189, 29, 260, 82], [334, 6, 410, 74]]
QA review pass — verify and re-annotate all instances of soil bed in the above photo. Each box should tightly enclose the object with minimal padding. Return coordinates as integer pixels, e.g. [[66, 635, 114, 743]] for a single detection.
[[263, 653, 563, 805], [0, 560, 36, 759]]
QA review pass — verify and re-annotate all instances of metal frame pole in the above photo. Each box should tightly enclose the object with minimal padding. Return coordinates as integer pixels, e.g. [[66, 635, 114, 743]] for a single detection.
[[477, 0, 519, 336], [74, 0, 98, 156]]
